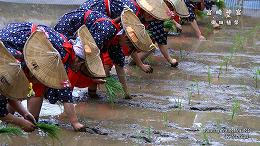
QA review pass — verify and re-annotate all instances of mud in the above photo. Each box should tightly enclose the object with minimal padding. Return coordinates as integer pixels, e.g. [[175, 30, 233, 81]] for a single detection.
[[0, 1, 260, 146]]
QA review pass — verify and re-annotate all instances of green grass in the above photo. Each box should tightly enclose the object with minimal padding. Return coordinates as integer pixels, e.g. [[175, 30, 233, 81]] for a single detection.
[[231, 99, 241, 120], [0, 127, 23, 136], [105, 76, 125, 103], [36, 123, 60, 140]]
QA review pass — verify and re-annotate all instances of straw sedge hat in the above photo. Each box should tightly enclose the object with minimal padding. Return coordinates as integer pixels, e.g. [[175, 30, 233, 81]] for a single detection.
[[136, 0, 171, 20], [121, 8, 157, 52], [23, 31, 70, 89], [165, 0, 190, 17], [0, 41, 30, 100], [77, 25, 106, 78]]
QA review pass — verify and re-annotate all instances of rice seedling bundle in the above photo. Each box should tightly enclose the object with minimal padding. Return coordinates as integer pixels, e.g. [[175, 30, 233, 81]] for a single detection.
[[36, 123, 60, 140], [0, 127, 23, 136], [195, 10, 207, 19], [105, 76, 125, 103], [163, 20, 176, 31], [231, 100, 240, 120], [215, 0, 225, 9]]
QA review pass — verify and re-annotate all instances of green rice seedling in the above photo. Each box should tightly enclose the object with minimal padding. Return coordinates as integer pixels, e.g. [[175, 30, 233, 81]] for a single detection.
[[105, 76, 125, 103], [187, 87, 193, 105], [145, 126, 152, 142], [255, 69, 260, 88], [231, 99, 241, 120], [223, 56, 230, 72], [215, 0, 225, 9], [179, 48, 184, 59], [163, 20, 176, 32], [193, 80, 200, 95], [207, 66, 211, 86], [175, 97, 183, 115], [162, 112, 168, 127], [199, 125, 210, 145], [0, 127, 23, 136], [195, 10, 207, 19], [36, 123, 60, 140], [218, 61, 224, 79], [202, 130, 210, 145]]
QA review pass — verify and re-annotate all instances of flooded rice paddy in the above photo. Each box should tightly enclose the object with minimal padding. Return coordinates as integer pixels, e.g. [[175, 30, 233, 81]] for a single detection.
[[0, 1, 259, 146]]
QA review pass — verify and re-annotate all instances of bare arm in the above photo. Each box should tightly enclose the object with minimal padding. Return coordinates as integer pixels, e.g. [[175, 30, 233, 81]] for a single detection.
[[131, 51, 153, 73], [0, 113, 36, 132], [8, 99, 36, 124]]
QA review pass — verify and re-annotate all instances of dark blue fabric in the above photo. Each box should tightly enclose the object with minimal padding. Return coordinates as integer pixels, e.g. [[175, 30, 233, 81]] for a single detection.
[[184, 0, 197, 22], [0, 95, 8, 117], [0, 22, 73, 104], [55, 9, 125, 67], [79, 0, 139, 19], [147, 20, 167, 45]]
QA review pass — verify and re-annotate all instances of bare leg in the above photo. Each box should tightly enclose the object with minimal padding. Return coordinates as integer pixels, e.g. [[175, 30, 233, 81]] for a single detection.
[[88, 84, 98, 98], [190, 19, 206, 40], [158, 44, 178, 67], [27, 96, 43, 121], [114, 65, 132, 99], [63, 103, 85, 131]]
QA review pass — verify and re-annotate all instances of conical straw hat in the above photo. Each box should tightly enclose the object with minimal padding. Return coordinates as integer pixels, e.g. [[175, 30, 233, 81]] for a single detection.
[[165, 0, 190, 17], [23, 31, 70, 89], [78, 25, 106, 78], [121, 8, 157, 52], [136, 0, 171, 20], [0, 41, 30, 100]]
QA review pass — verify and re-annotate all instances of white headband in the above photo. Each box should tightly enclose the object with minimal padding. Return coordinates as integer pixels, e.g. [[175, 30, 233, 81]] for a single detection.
[[72, 37, 85, 60]]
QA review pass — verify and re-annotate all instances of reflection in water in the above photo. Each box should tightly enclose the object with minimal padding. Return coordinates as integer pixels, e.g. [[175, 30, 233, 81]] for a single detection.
[[0, 1, 259, 145]]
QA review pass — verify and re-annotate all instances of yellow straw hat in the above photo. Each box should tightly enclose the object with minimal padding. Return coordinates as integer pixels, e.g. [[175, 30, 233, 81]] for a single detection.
[[23, 31, 70, 89], [77, 25, 106, 78], [121, 8, 157, 52], [136, 0, 171, 20], [165, 0, 190, 17], [0, 41, 30, 100]]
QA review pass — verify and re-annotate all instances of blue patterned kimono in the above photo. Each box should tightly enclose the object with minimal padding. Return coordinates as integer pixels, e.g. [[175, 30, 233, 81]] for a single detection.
[[0, 95, 8, 117], [79, 0, 167, 46], [79, 0, 139, 19], [0, 22, 73, 105], [184, 0, 215, 22], [55, 9, 125, 67]]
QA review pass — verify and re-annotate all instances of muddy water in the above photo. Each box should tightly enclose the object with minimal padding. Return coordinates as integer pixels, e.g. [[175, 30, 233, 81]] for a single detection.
[[0, 1, 260, 146]]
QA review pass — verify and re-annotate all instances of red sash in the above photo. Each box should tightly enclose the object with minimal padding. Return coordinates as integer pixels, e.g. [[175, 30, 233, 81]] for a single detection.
[[31, 24, 75, 64]]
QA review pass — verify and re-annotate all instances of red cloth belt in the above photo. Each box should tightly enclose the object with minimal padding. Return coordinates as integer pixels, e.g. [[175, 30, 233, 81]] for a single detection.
[[84, 10, 93, 24], [31, 24, 75, 64], [130, 0, 141, 16], [67, 68, 95, 88], [104, 0, 111, 17]]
